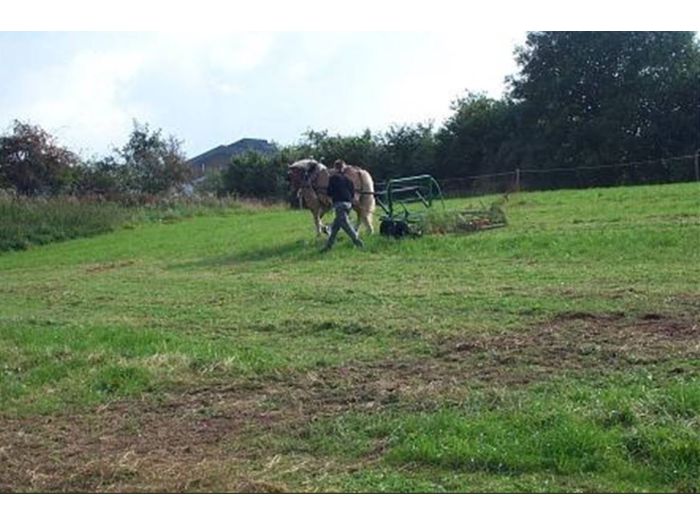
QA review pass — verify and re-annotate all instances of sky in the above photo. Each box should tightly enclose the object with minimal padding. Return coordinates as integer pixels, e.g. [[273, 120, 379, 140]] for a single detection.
[[0, 31, 527, 158]]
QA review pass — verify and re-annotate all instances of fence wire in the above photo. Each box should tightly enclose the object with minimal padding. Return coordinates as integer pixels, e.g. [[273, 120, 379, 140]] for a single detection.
[[435, 153, 699, 198]]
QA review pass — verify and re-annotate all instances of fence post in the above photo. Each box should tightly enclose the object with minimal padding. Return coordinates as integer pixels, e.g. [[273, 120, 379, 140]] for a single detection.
[[695, 150, 699, 182], [515, 168, 521, 192]]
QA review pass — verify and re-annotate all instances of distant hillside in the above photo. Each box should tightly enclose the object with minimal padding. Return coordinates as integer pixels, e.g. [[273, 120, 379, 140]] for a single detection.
[[189, 138, 277, 173]]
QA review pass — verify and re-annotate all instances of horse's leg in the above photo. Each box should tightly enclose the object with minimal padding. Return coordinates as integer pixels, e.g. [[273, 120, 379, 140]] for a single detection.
[[354, 206, 373, 234], [316, 205, 332, 235], [313, 209, 324, 236], [362, 209, 374, 235], [353, 207, 363, 232], [320, 208, 331, 235], [314, 207, 331, 236]]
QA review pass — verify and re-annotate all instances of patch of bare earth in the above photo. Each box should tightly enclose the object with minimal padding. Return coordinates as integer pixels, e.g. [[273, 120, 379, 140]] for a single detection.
[[1, 312, 697, 492]]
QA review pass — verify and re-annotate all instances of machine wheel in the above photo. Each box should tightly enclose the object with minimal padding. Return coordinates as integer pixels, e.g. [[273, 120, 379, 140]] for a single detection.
[[379, 219, 394, 237], [380, 219, 411, 238]]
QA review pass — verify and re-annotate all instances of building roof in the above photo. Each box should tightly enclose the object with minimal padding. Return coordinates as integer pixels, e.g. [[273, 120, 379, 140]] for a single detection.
[[188, 138, 278, 171]]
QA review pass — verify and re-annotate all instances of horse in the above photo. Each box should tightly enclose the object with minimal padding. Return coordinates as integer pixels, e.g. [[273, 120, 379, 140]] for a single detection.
[[287, 159, 376, 236]]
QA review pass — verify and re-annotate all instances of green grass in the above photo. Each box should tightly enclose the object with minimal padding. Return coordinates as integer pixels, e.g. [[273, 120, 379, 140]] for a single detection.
[[289, 378, 699, 492], [0, 196, 131, 251], [0, 181, 698, 492], [0, 194, 247, 253]]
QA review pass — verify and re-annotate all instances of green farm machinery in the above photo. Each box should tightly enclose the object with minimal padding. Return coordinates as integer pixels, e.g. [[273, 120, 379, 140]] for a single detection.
[[375, 174, 507, 238], [376, 174, 444, 237]]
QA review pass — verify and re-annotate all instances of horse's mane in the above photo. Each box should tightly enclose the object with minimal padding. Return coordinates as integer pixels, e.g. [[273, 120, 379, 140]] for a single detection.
[[289, 159, 327, 173]]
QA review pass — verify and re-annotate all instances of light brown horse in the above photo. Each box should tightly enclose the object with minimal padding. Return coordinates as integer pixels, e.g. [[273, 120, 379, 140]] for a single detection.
[[287, 159, 375, 236]]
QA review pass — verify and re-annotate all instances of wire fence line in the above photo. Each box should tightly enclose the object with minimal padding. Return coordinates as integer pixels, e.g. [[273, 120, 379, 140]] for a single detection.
[[519, 153, 697, 174], [435, 151, 700, 198]]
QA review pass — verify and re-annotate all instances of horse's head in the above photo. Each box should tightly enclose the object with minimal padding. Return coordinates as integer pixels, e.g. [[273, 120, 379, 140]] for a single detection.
[[287, 159, 326, 192], [287, 165, 304, 192]]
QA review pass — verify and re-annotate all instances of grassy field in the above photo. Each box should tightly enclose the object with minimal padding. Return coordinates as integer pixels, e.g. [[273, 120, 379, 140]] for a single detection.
[[0, 182, 698, 492]]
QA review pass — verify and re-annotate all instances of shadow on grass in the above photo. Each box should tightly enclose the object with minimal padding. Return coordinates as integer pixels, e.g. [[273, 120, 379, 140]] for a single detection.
[[167, 237, 367, 270]]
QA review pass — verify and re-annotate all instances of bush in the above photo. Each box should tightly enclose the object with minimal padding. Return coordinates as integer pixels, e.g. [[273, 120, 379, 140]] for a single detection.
[[0, 120, 80, 196], [117, 121, 195, 195], [222, 150, 286, 199], [72, 155, 125, 197]]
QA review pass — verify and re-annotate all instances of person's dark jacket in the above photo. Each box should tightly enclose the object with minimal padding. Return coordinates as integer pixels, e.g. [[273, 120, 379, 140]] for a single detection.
[[327, 173, 355, 203]]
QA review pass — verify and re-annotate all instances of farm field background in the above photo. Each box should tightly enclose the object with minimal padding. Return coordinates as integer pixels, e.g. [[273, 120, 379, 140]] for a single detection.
[[0, 182, 698, 492]]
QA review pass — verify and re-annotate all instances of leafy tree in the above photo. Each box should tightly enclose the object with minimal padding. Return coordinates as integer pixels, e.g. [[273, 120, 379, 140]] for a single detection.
[[118, 121, 194, 195], [508, 31, 700, 171], [435, 92, 519, 180], [222, 150, 285, 198], [296, 129, 384, 176], [380, 123, 436, 181], [0, 120, 80, 195], [74, 155, 126, 197]]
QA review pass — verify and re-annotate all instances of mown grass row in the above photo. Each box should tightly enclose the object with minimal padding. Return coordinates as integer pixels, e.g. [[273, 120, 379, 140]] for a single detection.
[[280, 378, 700, 492]]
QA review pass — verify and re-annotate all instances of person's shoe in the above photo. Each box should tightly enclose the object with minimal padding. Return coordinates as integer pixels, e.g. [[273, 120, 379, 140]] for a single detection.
[[320, 245, 331, 253], [354, 239, 364, 248]]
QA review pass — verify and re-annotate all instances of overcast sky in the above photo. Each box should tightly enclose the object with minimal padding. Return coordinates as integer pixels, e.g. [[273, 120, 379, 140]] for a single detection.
[[0, 31, 527, 158]]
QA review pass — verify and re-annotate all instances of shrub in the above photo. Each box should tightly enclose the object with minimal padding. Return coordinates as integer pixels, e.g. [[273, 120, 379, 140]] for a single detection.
[[222, 150, 286, 199], [117, 121, 195, 195], [0, 120, 80, 196]]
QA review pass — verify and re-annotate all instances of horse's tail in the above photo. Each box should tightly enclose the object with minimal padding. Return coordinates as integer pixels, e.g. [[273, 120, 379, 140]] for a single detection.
[[357, 169, 376, 234], [358, 169, 376, 215]]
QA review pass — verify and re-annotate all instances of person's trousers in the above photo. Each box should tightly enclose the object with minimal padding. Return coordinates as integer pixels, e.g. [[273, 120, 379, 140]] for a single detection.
[[325, 202, 362, 248]]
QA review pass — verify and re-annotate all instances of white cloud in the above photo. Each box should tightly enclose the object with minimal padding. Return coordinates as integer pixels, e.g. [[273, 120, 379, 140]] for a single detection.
[[13, 47, 149, 155], [374, 32, 519, 128], [148, 32, 276, 79], [208, 80, 243, 95], [2, 33, 279, 155], [0, 32, 526, 157]]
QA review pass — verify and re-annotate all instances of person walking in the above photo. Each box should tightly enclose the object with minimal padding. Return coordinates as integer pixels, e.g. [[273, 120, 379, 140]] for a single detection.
[[321, 160, 364, 252]]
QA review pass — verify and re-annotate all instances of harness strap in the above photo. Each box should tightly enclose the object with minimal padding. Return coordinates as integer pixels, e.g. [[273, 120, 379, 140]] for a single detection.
[[300, 168, 375, 204]]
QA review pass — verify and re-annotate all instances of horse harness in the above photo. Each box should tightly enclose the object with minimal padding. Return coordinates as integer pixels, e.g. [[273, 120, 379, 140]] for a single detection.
[[300, 163, 327, 195], [301, 163, 373, 197]]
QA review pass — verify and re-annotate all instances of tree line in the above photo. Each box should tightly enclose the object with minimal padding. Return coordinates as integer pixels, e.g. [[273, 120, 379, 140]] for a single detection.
[[2, 32, 699, 200], [0, 120, 193, 200]]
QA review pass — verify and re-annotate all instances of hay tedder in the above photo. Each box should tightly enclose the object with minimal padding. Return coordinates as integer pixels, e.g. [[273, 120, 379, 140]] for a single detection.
[[374, 174, 507, 238], [375, 175, 444, 237]]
